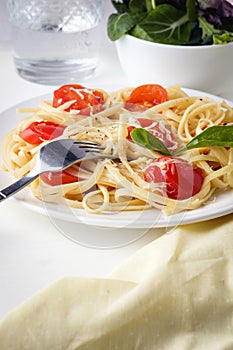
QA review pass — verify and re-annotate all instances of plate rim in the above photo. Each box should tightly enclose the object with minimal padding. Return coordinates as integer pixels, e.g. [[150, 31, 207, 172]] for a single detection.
[[1, 87, 233, 228]]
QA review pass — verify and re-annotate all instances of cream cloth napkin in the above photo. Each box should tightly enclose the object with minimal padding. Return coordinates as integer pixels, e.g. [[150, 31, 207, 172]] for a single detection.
[[1, 214, 233, 349]]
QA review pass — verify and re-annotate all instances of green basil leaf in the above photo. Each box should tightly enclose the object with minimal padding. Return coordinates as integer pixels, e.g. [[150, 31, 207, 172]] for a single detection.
[[145, 0, 156, 12], [130, 128, 172, 155], [130, 4, 191, 44], [213, 33, 233, 44], [186, 0, 197, 21], [129, 0, 147, 13], [198, 16, 216, 44], [107, 12, 146, 41], [175, 125, 233, 155]]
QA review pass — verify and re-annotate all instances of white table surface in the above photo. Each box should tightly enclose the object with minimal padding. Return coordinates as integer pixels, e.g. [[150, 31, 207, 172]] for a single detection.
[[1, 13, 233, 320]]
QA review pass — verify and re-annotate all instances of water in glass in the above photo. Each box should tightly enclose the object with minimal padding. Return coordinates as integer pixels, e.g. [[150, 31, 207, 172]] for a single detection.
[[7, 0, 103, 85]]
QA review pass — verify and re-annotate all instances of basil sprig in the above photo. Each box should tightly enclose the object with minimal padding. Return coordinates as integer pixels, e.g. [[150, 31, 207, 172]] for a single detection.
[[130, 125, 233, 156], [130, 127, 171, 155]]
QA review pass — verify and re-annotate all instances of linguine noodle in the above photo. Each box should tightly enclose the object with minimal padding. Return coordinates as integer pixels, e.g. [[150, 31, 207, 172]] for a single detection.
[[2, 85, 233, 215]]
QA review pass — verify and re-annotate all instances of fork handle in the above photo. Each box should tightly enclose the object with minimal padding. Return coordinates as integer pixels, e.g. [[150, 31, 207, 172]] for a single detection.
[[0, 173, 39, 203]]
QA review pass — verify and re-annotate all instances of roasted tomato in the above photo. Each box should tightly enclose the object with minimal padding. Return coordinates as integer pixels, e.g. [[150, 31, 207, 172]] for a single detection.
[[125, 84, 168, 112], [144, 156, 204, 200], [41, 166, 82, 186], [52, 84, 105, 115], [19, 121, 66, 145]]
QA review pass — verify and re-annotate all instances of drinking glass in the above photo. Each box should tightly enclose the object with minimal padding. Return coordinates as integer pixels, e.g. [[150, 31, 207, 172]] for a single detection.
[[6, 0, 104, 85]]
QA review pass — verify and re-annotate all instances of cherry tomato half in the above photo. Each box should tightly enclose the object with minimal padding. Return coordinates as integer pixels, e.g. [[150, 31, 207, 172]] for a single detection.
[[125, 84, 168, 112], [144, 156, 204, 200], [127, 118, 177, 150], [19, 121, 66, 145], [52, 84, 105, 115], [41, 166, 82, 186]]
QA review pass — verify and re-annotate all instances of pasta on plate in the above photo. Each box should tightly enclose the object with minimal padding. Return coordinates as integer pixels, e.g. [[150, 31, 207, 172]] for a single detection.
[[1, 84, 233, 216]]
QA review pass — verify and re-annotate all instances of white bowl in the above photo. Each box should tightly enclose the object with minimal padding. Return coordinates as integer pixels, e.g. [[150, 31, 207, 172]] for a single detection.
[[115, 34, 233, 96]]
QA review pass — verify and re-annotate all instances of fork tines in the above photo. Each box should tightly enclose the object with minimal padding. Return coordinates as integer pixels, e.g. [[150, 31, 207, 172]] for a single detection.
[[74, 140, 104, 152]]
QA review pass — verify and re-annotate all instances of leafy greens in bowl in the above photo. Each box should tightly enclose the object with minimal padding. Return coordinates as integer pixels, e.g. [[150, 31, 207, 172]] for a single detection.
[[107, 0, 233, 45]]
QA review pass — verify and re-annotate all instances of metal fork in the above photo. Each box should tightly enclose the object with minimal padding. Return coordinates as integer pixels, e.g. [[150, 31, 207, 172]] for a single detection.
[[0, 138, 112, 203]]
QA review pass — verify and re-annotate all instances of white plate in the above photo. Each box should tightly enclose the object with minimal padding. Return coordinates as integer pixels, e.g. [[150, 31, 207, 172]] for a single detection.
[[1, 88, 233, 229]]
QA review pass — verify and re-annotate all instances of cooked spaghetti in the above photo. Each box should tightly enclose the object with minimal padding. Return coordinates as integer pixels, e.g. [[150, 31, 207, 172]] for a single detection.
[[1, 84, 233, 215]]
